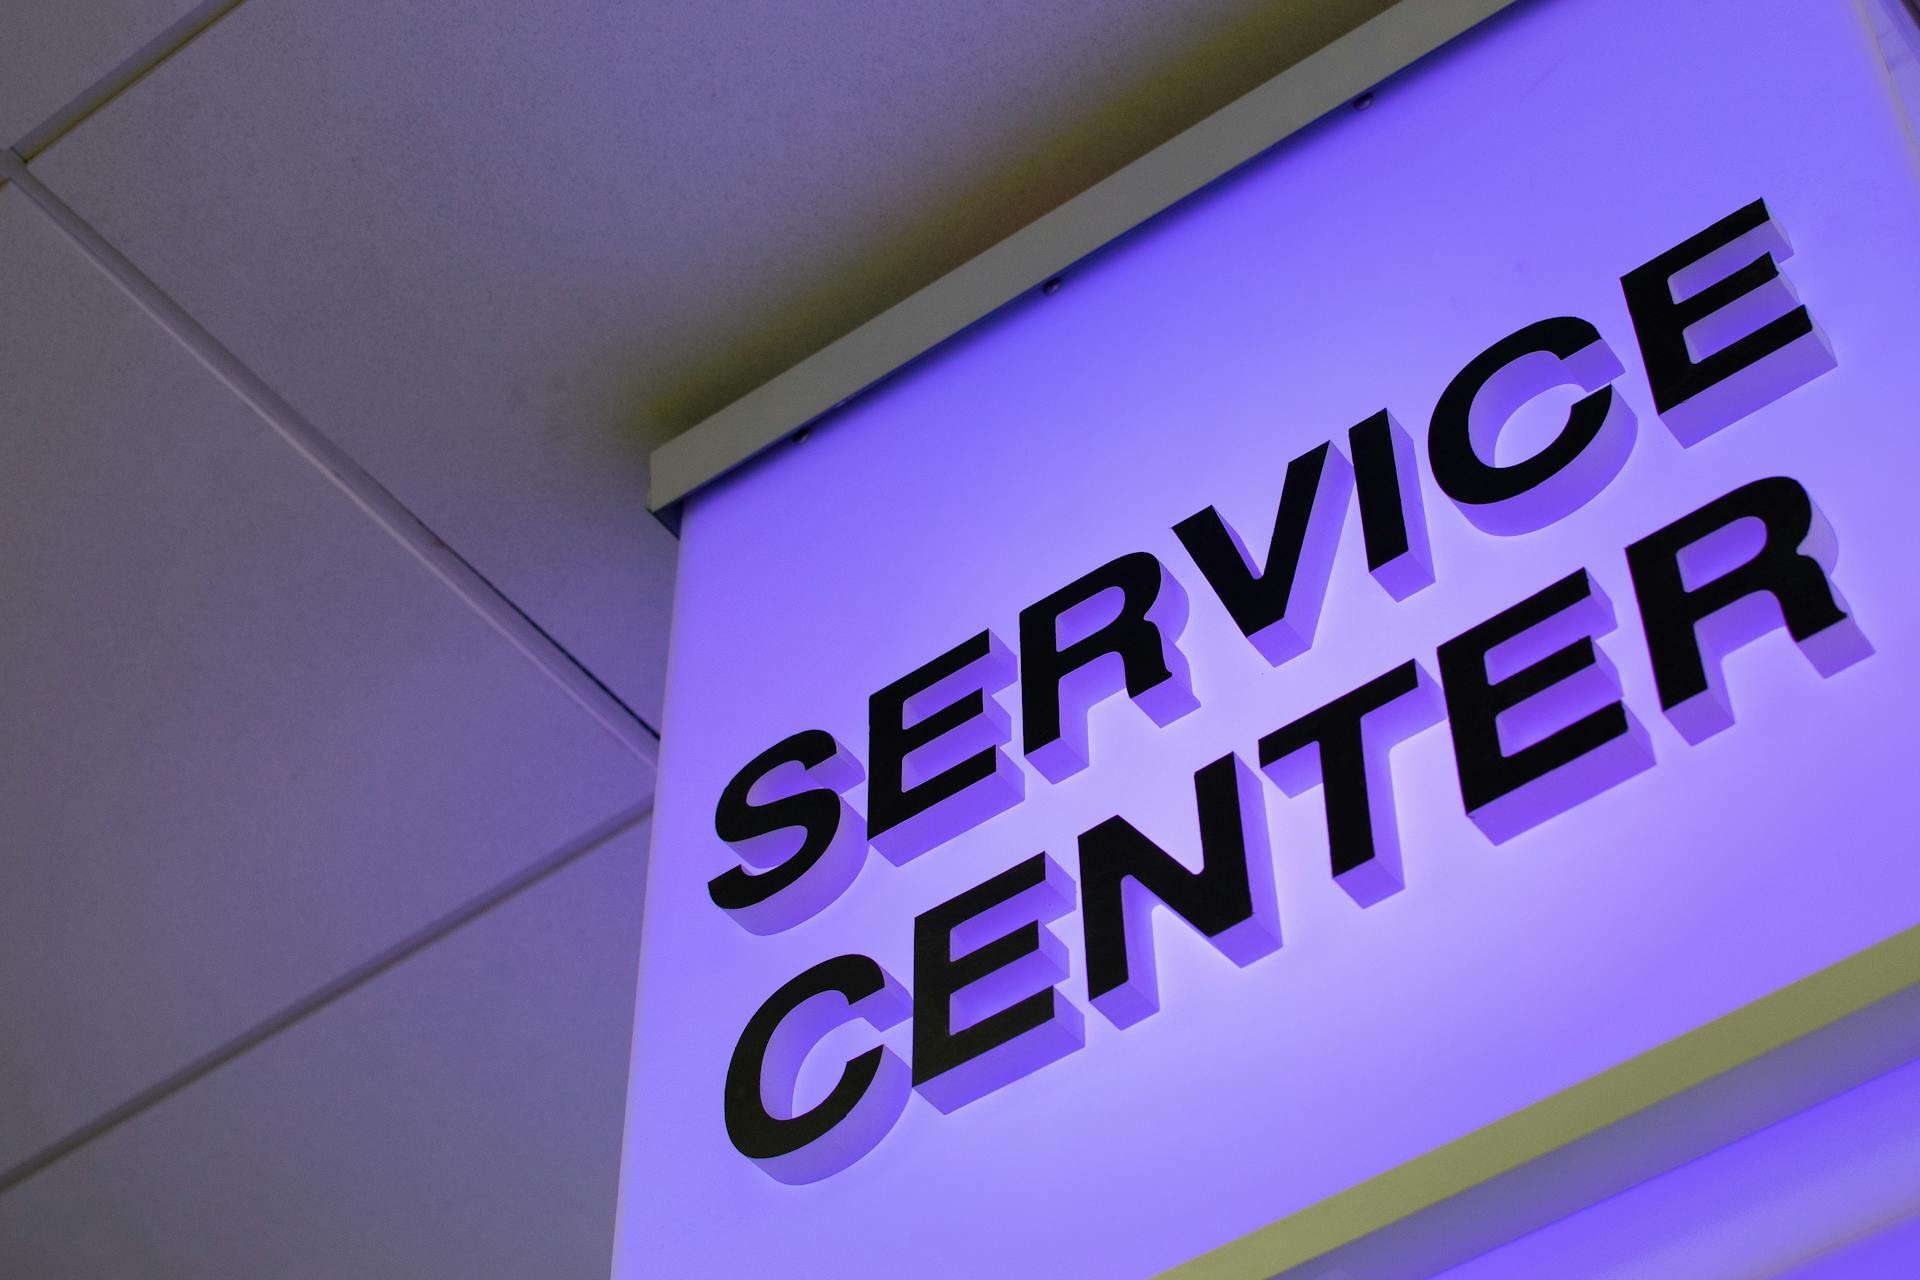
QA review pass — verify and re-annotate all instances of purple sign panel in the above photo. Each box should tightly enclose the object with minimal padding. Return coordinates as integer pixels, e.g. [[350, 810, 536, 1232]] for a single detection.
[[615, 0, 1920, 1275]]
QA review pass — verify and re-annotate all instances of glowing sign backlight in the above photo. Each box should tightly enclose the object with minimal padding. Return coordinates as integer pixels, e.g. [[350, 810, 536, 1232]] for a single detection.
[[614, 0, 1920, 1274]]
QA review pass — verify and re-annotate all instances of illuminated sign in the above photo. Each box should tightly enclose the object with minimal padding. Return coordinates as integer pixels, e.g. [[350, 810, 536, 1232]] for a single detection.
[[714, 196, 1861, 1183], [614, 0, 1920, 1275]]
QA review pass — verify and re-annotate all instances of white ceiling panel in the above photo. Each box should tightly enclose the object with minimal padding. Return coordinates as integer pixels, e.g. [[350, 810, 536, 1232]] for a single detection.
[[0, 183, 648, 1171], [0, 0, 199, 145], [0, 821, 649, 1280], [27, 0, 1398, 723]]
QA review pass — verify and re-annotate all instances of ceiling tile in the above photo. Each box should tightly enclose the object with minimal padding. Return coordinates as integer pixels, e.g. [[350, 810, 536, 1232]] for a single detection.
[[0, 821, 649, 1280], [0, 0, 199, 145], [28, 0, 1395, 723], [0, 185, 648, 1171]]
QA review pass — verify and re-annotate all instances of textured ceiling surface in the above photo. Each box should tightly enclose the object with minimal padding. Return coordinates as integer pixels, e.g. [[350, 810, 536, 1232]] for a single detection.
[[0, 0, 200, 143], [19, 0, 1400, 449]]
